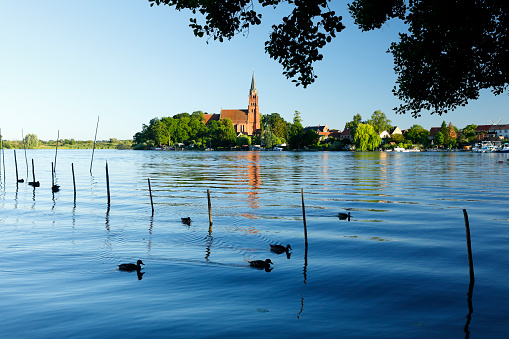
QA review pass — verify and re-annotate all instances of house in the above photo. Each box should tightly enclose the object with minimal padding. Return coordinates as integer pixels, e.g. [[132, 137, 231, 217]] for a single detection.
[[428, 127, 441, 140], [379, 126, 402, 140], [203, 72, 261, 136], [340, 129, 352, 141], [304, 125, 330, 140], [328, 129, 342, 139], [491, 124, 509, 139]]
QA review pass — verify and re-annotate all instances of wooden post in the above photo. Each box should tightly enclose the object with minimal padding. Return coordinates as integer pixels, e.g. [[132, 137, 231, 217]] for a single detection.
[[14, 150, 20, 183], [72, 163, 76, 200], [51, 162, 55, 187], [32, 158, 36, 183], [463, 209, 475, 283], [106, 160, 110, 205], [90, 116, 99, 174], [207, 189, 213, 226], [148, 178, 154, 215], [301, 188, 308, 246]]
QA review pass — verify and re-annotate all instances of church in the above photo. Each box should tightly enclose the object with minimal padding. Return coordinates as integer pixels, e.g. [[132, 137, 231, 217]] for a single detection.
[[203, 72, 261, 136]]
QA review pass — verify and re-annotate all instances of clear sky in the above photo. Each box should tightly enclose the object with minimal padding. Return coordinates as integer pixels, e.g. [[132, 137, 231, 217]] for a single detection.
[[1, 1, 507, 141]]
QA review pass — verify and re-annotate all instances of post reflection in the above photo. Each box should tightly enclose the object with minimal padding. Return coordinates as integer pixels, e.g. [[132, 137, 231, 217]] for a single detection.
[[464, 280, 474, 338]]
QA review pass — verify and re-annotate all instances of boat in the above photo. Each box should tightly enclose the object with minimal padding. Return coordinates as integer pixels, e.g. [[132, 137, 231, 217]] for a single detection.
[[496, 143, 509, 153], [273, 147, 283, 151], [472, 141, 499, 153], [394, 147, 421, 153]]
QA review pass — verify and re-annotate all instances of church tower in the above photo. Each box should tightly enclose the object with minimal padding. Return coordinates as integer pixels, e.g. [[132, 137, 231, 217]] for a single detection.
[[248, 72, 260, 135]]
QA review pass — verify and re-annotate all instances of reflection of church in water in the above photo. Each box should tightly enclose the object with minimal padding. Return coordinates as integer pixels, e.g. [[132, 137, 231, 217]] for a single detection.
[[203, 72, 261, 136]]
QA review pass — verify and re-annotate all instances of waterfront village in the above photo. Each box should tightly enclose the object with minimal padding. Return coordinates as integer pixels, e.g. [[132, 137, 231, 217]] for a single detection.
[[131, 73, 509, 153], [2, 73, 509, 153]]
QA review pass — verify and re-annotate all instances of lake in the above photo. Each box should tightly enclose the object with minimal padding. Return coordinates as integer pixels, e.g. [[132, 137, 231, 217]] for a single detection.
[[0, 149, 508, 338]]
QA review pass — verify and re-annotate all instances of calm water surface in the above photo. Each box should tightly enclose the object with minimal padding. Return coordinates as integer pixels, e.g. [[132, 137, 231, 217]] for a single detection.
[[1, 150, 508, 338]]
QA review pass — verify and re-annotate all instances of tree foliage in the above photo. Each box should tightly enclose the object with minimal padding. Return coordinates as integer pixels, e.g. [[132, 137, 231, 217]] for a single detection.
[[350, 0, 509, 117], [367, 110, 392, 134], [147, 1, 509, 116], [149, 0, 344, 88], [344, 114, 363, 140], [353, 123, 381, 151], [404, 124, 429, 145], [24, 134, 39, 149]]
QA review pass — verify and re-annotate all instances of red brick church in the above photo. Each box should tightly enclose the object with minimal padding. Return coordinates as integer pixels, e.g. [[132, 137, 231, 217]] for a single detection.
[[203, 72, 261, 136]]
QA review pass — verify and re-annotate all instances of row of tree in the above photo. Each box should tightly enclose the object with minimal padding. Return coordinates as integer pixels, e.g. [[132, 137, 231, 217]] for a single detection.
[[1, 134, 131, 150], [343, 111, 488, 150], [133, 110, 326, 150]]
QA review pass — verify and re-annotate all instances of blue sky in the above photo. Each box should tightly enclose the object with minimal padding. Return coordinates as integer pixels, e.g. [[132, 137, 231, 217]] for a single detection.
[[1, 1, 507, 141]]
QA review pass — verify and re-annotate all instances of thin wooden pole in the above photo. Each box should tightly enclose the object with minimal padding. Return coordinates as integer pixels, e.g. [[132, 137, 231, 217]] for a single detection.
[[90, 116, 99, 174], [22, 129, 28, 179], [51, 162, 55, 187], [106, 160, 110, 205], [54, 130, 59, 174], [207, 189, 213, 226], [148, 178, 154, 215], [14, 150, 19, 183], [72, 163, 76, 200], [32, 158, 36, 183], [301, 188, 308, 246], [463, 209, 475, 283]]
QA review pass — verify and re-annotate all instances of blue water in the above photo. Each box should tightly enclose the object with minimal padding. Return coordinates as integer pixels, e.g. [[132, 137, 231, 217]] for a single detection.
[[0, 150, 508, 338]]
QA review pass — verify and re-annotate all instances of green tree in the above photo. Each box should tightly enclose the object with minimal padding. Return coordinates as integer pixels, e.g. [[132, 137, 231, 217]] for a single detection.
[[353, 123, 381, 151], [344, 114, 363, 140], [24, 134, 39, 148], [262, 128, 277, 149], [262, 113, 289, 141], [302, 129, 320, 148], [236, 135, 251, 146], [434, 131, 445, 147], [288, 111, 304, 149], [404, 125, 429, 145], [367, 110, 392, 134]]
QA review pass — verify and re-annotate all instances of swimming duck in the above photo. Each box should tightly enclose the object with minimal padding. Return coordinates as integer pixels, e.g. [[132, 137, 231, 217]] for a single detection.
[[118, 260, 144, 271], [270, 244, 292, 254], [338, 212, 351, 220], [249, 258, 273, 269], [181, 217, 191, 225], [52, 184, 60, 192], [28, 181, 40, 187], [17, 179, 24, 183]]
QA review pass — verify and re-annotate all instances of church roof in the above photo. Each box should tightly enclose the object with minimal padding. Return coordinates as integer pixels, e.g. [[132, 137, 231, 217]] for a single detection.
[[203, 113, 220, 124], [221, 109, 249, 123], [250, 72, 256, 92]]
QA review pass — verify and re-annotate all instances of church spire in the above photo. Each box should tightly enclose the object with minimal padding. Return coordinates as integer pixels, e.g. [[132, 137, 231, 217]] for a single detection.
[[250, 71, 257, 93]]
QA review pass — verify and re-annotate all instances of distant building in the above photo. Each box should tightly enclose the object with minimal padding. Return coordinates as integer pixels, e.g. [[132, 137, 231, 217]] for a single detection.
[[304, 125, 330, 140], [340, 129, 352, 141], [203, 73, 261, 136], [380, 126, 402, 139]]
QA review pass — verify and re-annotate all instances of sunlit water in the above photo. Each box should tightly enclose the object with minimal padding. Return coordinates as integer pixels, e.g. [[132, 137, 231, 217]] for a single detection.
[[0, 149, 508, 338]]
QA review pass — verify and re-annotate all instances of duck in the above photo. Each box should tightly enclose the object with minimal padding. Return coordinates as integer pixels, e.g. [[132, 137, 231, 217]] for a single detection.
[[17, 179, 24, 183], [249, 258, 273, 269], [52, 184, 60, 192], [181, 217, 191, 225], [28, 181, 40, 187], [118, 260, 144, 271], [270, 244, 292, 254], [338, 212, 351, 220]]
